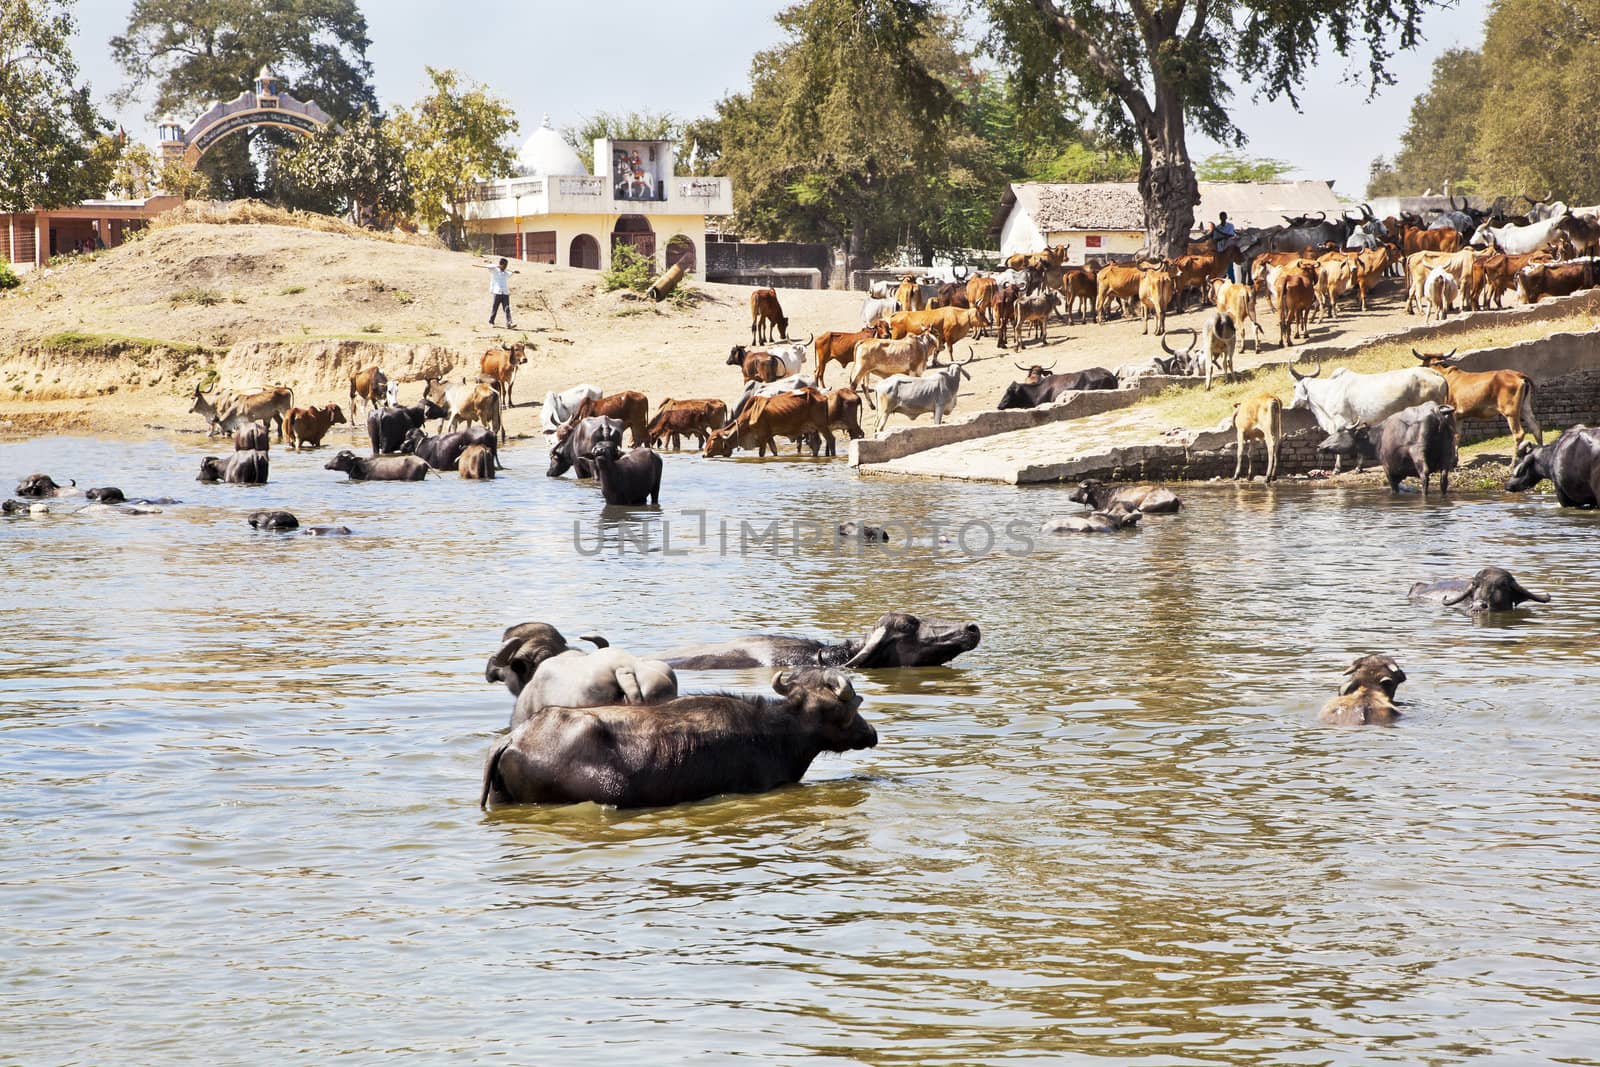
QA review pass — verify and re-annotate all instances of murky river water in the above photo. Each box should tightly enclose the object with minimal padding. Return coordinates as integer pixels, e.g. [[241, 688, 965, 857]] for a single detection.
[[3, 432, 1600, 1064]]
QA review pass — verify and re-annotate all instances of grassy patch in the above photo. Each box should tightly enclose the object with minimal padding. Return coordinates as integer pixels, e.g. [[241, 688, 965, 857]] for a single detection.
[[602, 244, 655, 293], [360, 322, 383, 334], [280, 284, 306, 296], [169, 286, 223, 307], [42, 330, 210, 357], [1143, 310, 1600, 431]]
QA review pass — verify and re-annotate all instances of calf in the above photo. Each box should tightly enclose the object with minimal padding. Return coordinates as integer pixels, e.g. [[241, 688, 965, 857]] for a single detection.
[[480, 342, 529, 408], [1422, 267, 1459, 323], [479, 668, 876, 809], [1276, 265, 1317, 346], [590, 442, 663, 506], [646, 398, 728, 450], [197, 451, 269, 485], [750, 287, 788, 343], [813, 323, 888, 386], [1013, 290, 1062, 347], [324, 449, 429, 481], [1229, 394, 1283, 481], [1412, 348, 1541, 449], [284, 404, 347, 450], [458, 444, 496, 479]]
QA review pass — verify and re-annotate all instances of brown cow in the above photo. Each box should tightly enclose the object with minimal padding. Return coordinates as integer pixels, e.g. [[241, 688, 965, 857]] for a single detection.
[[283, 404, 347, 451], [1138, 267, 1176, 335], [704, 389, 831, 458], [1094, 263, 1144, 322], [575, 390, 650, 448], [1230, 394, 1283, 481], [825, 388, 864, 448], [1275, 261, 1319, 346], [1517, 260, 1598, 304], [993, 283, 1023, 348], [1059, 266, 1097, 325], [348, 366, 388, 420], [965, 274, 998, 329], [886, 306, 983, 358], [480, 342, 529, 408], [1170, 250, 1240, 310], [850, 329, 942, 391], [750, 288, 787, 344], [646, 398, 728, 450], [926, 282, 971, 311], [1403, 225, 1462, 255], [458, 443, 496, 479], [1413, 349, 1542, 448], [813, 323, 889, 386], [1211, 278, 1264, 354]]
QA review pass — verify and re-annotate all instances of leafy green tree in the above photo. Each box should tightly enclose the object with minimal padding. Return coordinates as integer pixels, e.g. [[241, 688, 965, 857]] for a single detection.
[[109, 140, 159, 198], [1364, 47, 1486, 198], [391, 67, 517, 248], [278, 111, 412, 224], [1031, 143, 1141, 183], [985, 0, 1441, 255], [0, 0, 115, 211], [1196, 152, 1293, 183], [110, 0, 376, 200], [158, 156, 213, 199], [563, 110, 683, 173]]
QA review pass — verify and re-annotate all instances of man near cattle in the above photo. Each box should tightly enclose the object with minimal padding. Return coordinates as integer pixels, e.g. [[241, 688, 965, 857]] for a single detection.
[[1207, 212, 1239, 281], [477, 257, 519, 328]]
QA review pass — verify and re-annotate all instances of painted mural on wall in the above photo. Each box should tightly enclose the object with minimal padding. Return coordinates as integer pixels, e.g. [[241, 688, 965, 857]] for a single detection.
[[612, 142, 665, 202]]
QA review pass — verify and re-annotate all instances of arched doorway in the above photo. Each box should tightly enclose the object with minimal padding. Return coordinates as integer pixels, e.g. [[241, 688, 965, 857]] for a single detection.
[[611, 215, 655, 262], [569, 234, 600, 270], [665, 234, 696, 273]]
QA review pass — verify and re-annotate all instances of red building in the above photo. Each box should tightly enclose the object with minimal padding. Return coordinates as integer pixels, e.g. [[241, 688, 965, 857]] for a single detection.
[[2, 195, 181, 273]]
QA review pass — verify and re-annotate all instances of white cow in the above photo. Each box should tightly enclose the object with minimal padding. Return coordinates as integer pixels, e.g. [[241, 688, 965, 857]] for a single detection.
[[1469, 212, 1574, 256], [860, 296, 899, 327], [868, 356, 973, 434], [541, 383, 603, 435], [1288, 362, 1450, 470], [1423, 268, 1459, 323]]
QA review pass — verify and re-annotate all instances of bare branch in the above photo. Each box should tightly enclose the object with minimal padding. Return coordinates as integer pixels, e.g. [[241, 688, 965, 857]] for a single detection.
[[1027, 0, 1154, 126]]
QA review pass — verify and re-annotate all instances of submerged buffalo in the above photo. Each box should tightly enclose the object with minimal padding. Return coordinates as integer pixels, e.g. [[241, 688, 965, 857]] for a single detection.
[[1068, 479, 1181, 514], [198, 451, 269, 484], [14, 474, 78, 498], [486, 621, 677, 729], [837, 521, 890, 542], [591, 442, 662, 505], [325, 450, 428, 481], [1505, 425, 1600, 507], [479, 667, 877, 809], [248, 510, 299, 530], [1409, 567, 1551, 614], [656, 611, 980, 669], [1041, 508, 1142, 534], [1319, 654, 1407, 726], [85, 487, 125, 503]]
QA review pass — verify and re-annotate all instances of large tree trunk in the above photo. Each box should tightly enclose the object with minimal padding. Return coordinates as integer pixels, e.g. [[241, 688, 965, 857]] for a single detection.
[[1139, 90, 1200, 259]]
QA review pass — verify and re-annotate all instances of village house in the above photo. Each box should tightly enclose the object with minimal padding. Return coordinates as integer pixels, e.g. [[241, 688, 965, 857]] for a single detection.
[[2, 194, 182, 273], [465, 118, 733, 275], [990, 180, 1348, 262]]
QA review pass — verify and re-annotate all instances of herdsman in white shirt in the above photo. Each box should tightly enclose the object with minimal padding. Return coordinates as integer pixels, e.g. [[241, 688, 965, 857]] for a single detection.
[[478, 257, 519, 328]]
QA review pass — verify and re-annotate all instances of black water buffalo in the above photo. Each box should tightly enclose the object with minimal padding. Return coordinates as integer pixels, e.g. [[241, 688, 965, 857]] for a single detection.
[[1319, 654, 1406, 725], [400, 427, 500, 471], [1506, 425, 1600, 507], [656, 611, 981, 669], [1409, 567, 1551, 614], [233, 423, 271, 452], [1041, 508, 1142, 533], [367, 398, 447, 455], [1376, 401, 1458, 495], [1317, 423, 1381, 472], [198, 451, 269, 484], [1068, 479, 1182, 514], [324, 450, 428, 481], [837, 521, 890, 541], [248, 510, 299, 530], [14, 474, 77, 498], [591, 442, 662, 506], [547, 415, 624, 479], [85, 487, 125, 503], [996, 368, 1119, 410], [479, 667, 877, 809]]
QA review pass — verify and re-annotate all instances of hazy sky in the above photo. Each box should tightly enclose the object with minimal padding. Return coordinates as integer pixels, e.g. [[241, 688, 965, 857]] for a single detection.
[[68, 0, 1488, 198]]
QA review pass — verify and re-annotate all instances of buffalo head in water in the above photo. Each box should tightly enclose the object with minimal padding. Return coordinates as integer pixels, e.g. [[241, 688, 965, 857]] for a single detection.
[[1411, 567, 1551, 614], [841, 612, 980, 668], [15, 474, 75, 498]]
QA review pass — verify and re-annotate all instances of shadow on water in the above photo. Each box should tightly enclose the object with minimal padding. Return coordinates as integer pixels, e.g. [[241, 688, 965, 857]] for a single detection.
[[4, 435, 1600, 1062]]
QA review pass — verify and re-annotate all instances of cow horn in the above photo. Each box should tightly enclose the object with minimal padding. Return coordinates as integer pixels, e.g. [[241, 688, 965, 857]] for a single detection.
[[1012, 361, 1030, 372], [952, 264, 970, 280], [1361, 203, 1374, 219], [1510, 577, 1552, 603], [802, 333, 814, 348], [955, 345, 976, 366], [1039, 360, 1056, 372], [1161, 327, 1197, 358], [1288, 360, 1321, 381]]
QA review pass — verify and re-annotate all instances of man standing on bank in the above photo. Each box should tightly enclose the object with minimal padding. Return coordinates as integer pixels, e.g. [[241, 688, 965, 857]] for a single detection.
[[479, 257, 519, 328]]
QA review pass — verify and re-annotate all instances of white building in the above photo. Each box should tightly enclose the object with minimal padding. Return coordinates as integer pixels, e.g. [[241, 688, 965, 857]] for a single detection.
[[466, 118, 733, 275], [990, 180, 1348, 262]]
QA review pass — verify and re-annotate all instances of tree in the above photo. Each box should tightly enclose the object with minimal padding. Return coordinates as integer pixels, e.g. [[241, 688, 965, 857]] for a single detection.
[[563, 110, 683, 173], [110, 0, 376, 199], [391, 67, 517, 248], [1196, 152, 1294, 183], [0, 0, 115, 211], [109, 140, 159, 198], [278, 111, 412, 224], [1363, 47, 1486, 198], [157, 156, 213, 199], [985, 0, 1442, 255]]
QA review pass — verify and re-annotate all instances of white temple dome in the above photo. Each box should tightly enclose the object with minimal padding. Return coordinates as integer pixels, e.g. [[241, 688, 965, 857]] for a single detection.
[[516, 115, 584, 178]]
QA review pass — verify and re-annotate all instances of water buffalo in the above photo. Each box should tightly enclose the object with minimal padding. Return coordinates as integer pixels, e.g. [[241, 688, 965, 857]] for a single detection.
[[486, 623, 678, 730], [1409, 567, 1551, 614], [1377, 401, 1458, 495], [233, 423, 271, 452], [367, 398, 447, 455], [1319, 654, 1406, 725], [589, 442, 662, 505], [84, 487, 125, 503], [547, 415, 624, 479], [837, 522, 889, 541], [197, 451, 269, 484], [1068, 480, 1181, 514], [14, 474, 78, 498], [248, 510, 299, 530], [1041, 508, 1142, 533], [1505, 425, 1600, 507], [1317, 423, 1381, 472], [996, 368, 1119, 409], [656, 611, 981, 669], [399, 427, 500, 471], [479, 667, 877, 809], [324, 450, 428, 481]]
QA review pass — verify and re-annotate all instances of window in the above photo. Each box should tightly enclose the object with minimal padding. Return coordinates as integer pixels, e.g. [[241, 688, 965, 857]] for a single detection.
[[1085, 234, 1103, 248]]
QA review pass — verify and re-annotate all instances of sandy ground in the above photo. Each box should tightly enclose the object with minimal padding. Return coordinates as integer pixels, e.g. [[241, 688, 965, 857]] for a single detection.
[[0, 219, 1519, 442]]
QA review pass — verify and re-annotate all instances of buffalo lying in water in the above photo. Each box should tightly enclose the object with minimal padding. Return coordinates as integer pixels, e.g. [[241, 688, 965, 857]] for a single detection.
[[487, 621, 677, 729], [1068, 479, 1181, 514], [1409, 567, 1551, 614], [249, 510, 299, 530], [325, 450, 428, 481], [1041, 508, 1141, 533], [837, 521, 890, 541], [198, 451, 269, 484], [656, 611, 980, 669], [15, 474, 79, 498], [479, 667, 877, 809], [1319, 654, 1407, 725]]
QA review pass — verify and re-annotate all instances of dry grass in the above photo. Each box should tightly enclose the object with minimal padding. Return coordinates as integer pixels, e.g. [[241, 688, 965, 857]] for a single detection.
[[148, 200, 445, 249], [1145, 309, 1600, 431]]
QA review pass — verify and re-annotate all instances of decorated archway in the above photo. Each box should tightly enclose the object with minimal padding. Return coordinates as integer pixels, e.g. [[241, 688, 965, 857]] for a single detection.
[[159, 67, 332, 167]]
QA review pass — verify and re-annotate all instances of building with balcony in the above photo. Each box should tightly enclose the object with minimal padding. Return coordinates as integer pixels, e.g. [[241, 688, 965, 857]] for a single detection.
[[465, 118, 733, 275]]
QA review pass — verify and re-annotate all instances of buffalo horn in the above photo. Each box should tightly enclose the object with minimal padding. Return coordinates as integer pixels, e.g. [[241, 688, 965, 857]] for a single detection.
[[1511, 577, 1552, 603], [1161, 327, 1197, 358], [1441, 586, 1473, 606]]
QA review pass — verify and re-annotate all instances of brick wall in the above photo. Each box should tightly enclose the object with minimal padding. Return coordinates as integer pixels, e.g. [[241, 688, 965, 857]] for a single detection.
[[706, 239, 834, 288]]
